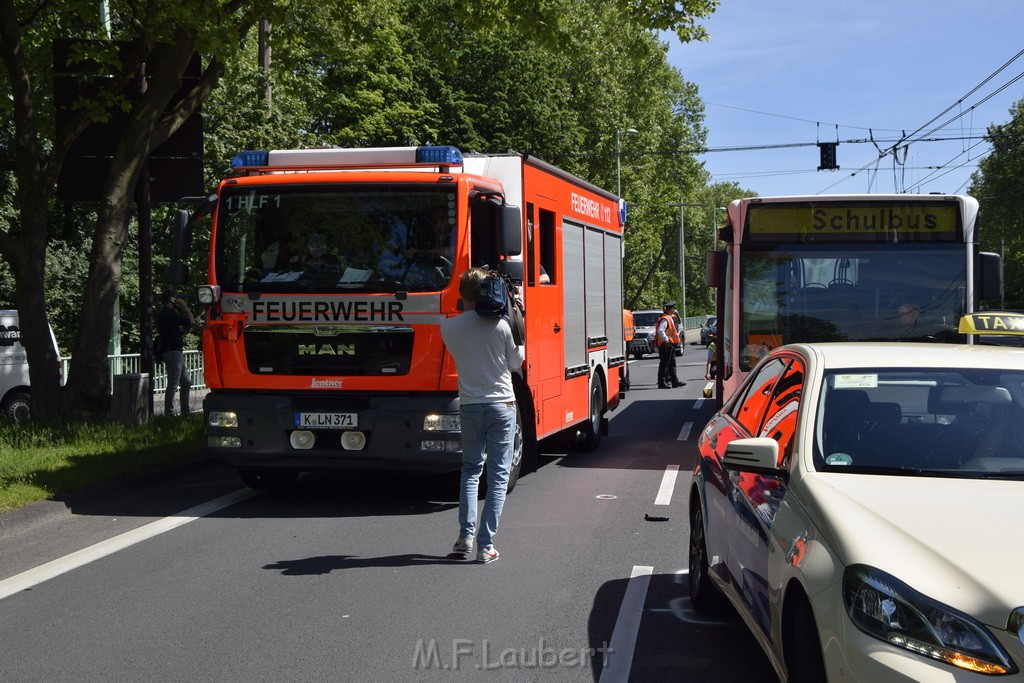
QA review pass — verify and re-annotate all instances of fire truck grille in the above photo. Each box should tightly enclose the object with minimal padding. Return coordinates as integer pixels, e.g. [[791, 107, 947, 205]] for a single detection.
[[244, 326, 414, 376]]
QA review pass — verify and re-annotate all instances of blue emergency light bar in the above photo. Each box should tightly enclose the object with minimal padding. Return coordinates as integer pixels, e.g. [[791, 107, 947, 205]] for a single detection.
[[230, 150, 270, 169], [415, 145, 464, 165], [229, 145, 463, 171]]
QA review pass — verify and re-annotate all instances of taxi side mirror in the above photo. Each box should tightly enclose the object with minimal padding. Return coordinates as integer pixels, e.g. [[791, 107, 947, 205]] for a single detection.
[[723, 437, 783, 474]]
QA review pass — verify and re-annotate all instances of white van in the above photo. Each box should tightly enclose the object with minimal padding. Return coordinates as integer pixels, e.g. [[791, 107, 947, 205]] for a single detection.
[[0, 310, 59, 421]]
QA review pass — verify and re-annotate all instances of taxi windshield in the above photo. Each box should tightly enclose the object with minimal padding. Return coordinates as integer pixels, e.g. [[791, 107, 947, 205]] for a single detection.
[[213, 184, 456, 294], [815, 368, 1024, 478]]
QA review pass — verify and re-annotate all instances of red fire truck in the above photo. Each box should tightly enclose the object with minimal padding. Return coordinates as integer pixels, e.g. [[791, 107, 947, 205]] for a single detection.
[[171, 145, 625, 489]]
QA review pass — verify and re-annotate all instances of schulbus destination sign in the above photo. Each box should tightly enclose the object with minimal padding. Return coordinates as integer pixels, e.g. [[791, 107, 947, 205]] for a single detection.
[[746, 202, 961, 242]]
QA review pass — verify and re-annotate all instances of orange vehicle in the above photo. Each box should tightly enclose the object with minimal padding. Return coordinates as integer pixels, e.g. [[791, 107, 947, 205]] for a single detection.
[[171, 146, 625, 489]]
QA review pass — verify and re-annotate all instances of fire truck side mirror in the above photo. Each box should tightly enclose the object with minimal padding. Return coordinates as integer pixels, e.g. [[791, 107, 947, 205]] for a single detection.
[[499, 204, 523, 256], [499, 260, 524, 284], [172, 209, 193, 261], [170, 261, 190, 287]]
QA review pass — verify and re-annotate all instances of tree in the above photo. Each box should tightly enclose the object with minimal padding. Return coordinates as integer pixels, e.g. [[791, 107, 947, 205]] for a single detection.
[[1, 0, 718, 418], [969, 99, 1024, 308], [0, 0, 278, 417]]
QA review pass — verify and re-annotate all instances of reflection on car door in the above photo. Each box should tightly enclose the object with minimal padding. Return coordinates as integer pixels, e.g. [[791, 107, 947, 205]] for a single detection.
[[698, 358, 786, 589], [726, 357, 804, 639]]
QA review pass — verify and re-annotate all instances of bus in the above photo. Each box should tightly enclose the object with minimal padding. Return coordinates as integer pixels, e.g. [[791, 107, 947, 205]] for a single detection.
[[706, 194, 1001, 402]]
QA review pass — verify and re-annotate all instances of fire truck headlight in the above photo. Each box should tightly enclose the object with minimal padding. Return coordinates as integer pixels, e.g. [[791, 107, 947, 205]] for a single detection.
[[207, 436, 242, 448], [196, 285, 221, 305], [423, 414, 460, 431], [208, 411, 238, 428], [421, 439, 462, 453]]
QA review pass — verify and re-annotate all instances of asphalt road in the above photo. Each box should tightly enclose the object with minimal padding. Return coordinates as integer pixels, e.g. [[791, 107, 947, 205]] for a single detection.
[[0, 335, 777, 682]]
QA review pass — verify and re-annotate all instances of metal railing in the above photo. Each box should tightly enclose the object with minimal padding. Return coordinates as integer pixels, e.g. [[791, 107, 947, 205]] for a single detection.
[[59, 350, 207, 393]]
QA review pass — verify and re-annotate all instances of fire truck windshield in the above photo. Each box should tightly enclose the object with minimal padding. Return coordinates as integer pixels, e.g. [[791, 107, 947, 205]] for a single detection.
[[214, 184, 457, 294]]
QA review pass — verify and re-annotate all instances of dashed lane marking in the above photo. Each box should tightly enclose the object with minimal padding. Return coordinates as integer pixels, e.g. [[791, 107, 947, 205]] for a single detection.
[[654, 465, 680, 506], [677, 421, 694, 441], [599, 565, 654, 683]]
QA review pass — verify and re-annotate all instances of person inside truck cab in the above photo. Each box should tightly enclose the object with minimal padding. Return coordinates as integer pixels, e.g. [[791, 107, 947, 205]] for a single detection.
[[405, 206, 454, 263], [262, 208, 329, 271]]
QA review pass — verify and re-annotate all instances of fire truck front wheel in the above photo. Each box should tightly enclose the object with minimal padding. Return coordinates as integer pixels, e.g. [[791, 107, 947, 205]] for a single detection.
[[238, 468, 300, 490]]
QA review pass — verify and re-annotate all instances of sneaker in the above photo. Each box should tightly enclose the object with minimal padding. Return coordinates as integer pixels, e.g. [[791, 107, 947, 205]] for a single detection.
[[477, 545, 499, 563], [452, 537, 474, 554], [672, 381, 686, 387]]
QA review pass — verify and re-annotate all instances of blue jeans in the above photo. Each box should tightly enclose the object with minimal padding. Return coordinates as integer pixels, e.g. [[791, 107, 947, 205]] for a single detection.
[[162, 350, 192, 415], [459, 402, 517, 549]]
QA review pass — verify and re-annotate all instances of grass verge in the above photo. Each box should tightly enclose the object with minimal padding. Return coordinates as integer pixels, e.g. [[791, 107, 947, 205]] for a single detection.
[[0, 414, 204, 514]]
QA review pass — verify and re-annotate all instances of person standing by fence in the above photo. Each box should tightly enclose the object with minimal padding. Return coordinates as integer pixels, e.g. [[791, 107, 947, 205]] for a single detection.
[[157, 290, 195, 415]]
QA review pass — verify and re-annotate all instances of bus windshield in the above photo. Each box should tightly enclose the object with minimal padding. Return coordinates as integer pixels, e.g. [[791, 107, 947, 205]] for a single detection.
[[737, 243, 966, 371], [214, 184, 457, 294]]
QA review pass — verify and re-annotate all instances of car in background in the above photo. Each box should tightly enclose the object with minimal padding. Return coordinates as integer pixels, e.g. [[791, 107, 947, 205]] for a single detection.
[[628, 309, 661, 359], [688, 313, 1024, 682], [700, 314, 716, 346], [0, 309, 59, 421]]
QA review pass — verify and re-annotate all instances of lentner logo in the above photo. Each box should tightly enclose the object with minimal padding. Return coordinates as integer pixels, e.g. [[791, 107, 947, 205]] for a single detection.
[[310, 378, 342, 388]]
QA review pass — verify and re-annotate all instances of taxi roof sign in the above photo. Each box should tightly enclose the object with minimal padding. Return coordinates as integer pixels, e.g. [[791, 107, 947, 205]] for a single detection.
[[958, 312, 1024, 335]]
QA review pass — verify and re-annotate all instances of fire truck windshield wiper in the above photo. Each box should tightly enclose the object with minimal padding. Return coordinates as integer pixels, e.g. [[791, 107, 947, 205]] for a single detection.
[[336, 278, 406, 292]]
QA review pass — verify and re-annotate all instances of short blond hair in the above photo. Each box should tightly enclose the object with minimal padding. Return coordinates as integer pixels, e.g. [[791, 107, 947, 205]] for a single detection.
[[459, 267, 489, 304]]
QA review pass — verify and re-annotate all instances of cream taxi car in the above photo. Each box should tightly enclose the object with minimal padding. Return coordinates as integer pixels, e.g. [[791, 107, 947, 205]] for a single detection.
[[688, 313, 1024, 682]]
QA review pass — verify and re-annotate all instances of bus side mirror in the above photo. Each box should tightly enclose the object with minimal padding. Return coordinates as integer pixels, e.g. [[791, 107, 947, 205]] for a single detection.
[[500, 204, 523, 256], [979, 251, 1002, 301], [706, 250, 726, 288]]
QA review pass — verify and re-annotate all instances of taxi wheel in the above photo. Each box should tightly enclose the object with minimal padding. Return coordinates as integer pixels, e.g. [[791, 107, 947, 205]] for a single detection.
[[688, 503, 723, 614], [784, 595, 826, 683]]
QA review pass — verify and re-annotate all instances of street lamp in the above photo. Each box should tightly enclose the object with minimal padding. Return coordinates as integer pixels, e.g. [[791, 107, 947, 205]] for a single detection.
[[615, 128, 638, 198], [671, 201, 709, 329]]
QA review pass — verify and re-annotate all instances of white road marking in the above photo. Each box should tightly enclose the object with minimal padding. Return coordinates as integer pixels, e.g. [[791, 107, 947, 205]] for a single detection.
[[693, 398, 704, 410], [654, 465, 680, 506], [677, 421, 693, 441], [0, 488, 257, 601], [599, 565, 654, 683]]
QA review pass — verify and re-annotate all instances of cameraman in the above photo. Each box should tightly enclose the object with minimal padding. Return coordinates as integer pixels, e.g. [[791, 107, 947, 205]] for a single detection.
[[157, 290, 196, 416]]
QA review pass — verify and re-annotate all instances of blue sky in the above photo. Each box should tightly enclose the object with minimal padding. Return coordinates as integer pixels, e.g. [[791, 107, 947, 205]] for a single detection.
[[666, 0, 1023, 197]]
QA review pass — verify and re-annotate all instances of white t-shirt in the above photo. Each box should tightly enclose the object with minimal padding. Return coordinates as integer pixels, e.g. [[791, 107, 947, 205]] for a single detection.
[[440, 311, 524, 405]]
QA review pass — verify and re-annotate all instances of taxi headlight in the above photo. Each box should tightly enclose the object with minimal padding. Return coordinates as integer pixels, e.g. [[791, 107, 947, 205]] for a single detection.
[[423, 413, 460, 431], [843, 565, 1016, 675]]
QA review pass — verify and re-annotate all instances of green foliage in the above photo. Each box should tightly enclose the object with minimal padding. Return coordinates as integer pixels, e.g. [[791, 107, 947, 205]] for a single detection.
[[970, 98, 1024, 308], [2, 0, 725, 393], [0, 413, 203, 513]]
